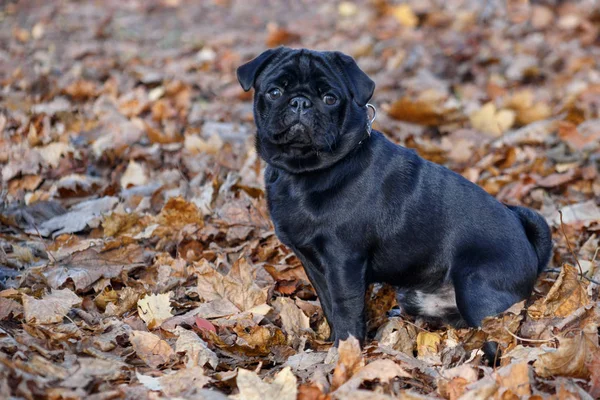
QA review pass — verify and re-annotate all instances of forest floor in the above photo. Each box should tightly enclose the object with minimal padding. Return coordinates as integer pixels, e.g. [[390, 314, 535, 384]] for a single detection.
[[1, 0, 600, 399]]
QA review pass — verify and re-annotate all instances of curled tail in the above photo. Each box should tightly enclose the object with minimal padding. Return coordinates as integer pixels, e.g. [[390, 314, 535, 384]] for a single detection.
[[507, 205, 553, 273]]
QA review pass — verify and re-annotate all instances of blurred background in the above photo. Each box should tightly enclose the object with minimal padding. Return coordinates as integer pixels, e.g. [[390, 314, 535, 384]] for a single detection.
[[1, 1, 600, 397]]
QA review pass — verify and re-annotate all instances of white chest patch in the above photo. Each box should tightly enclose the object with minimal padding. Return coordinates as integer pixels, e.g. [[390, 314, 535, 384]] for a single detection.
[[414, 285, 458, 318]]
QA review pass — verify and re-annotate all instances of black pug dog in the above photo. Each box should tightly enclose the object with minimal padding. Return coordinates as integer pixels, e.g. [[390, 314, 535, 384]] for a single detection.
[[237, 47, 552, 361]]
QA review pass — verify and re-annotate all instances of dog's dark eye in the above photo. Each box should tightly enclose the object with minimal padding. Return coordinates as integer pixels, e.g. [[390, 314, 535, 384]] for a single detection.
[[323, 94, 337, 105], [267, 88, 282, 100]]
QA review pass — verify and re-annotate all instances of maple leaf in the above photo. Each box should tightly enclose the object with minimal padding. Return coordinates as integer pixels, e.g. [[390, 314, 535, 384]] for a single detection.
[[137, 292, 173, 329]]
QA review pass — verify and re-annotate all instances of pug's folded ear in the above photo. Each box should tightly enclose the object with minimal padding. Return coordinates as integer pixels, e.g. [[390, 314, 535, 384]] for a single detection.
[[332, 52, 375, 107], [237, 47, 283, 91]]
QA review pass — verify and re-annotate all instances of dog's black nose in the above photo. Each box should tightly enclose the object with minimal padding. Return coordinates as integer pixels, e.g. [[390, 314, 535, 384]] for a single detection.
[[289, 96, 312, 113]]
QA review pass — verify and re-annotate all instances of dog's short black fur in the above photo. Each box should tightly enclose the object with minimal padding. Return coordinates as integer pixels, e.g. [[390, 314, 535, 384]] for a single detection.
[[237, 47, 552, 361]]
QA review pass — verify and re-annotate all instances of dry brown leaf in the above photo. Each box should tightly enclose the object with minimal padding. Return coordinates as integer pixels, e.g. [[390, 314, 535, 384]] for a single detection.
[[494, 362, 531, 398], [161, 298, 240, 331], [335, 359, 410, 394], [102, 212, 142, 237], [559, 119, 600, 151], [174, 326, 218, 369], [528, 264, 589, 319], [470, 103, 516, 137], [160, 366, 212, 397], [266, 24, 300, 47], [481, 312, 522, 348], [437, 365, 478, 400], [374, 318, 417, 355], [129, 330, 175, 369], [534, 324, 599, 379], [184, 133, 223, 154], [61, 357, 127, 389], [155, 196, 204, 235], [44, 243, 149, 291], [331, 336, 365, 391], [230, 323, 287, 356], [272, 297, 311, 344], [552, 201, 600, 226], [0, 297, 23, 320], [22, 289, 80, 324], [137, 292, 173, 329], [194, 258, 268, 312], [232, 366, 297, 400], [416, 331, 442, 360], [505, 90, 552, 125], [387, 97, 447, 126], [32, 196, 118, 237]]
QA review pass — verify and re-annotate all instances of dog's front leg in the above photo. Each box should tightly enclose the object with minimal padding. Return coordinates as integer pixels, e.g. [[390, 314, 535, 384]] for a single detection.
[[293, 252, 335, 340], [325, 253, 367, 344]]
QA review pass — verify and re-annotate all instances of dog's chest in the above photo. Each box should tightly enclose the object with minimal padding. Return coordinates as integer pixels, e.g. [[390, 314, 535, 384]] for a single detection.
[[264, 167, 361, 247]]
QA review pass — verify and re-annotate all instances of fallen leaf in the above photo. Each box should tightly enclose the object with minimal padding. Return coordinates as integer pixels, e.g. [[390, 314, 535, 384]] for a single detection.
[[528, 264, 589, 319], [495, 362, 531, 398], [266, 24, 300, 47], [44, 243, 149, 291], [193, 258, 268, 312], [136, 372, 162, 391], [120, 160, 148, 188], [552, 200, 600, 226], [32, 196, 118, 237], [0, 297, 23, 320], [61, 357, 127, 389], [160, 366, 212, 397], [232, 366, 297, 400], [272, 297, 311, 345], [22, 289, 80, 324], [155, 196, 204, 236], [482, 312, 523, 349], [137, 292, 173, 329], [470, 102, 516, 137], [374, 318, 417, 355], [161, 298, 240, 331], [559, 119, 600, 151], [416, 331, 442, 360], [534, 324, 599, 379], [129, 330, 175, 369], [174, 326, 218, 369], [331, 336, 365, 391], [334, 359, 410, 394], [389, 4, 419, 28], [184, 133, 223, 154]]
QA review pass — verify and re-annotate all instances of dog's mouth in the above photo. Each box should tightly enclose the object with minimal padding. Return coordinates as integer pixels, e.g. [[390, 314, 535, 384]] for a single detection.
[[270, 123, 313, 147]]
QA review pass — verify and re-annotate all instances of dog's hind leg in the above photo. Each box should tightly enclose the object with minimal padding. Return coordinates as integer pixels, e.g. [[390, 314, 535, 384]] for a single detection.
[[452, 267, 528, 365]]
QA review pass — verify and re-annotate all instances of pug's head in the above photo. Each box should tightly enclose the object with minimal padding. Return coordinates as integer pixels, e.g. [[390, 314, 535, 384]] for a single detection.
[[237, 47, 375, 173]]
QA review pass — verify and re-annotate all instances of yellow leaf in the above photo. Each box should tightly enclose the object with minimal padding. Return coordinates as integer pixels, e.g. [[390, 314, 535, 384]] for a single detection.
[[470, 102, 515, 136], [137, 292, 173, 329], [416, 331, 442, 359], [391, 4, 418, 28]]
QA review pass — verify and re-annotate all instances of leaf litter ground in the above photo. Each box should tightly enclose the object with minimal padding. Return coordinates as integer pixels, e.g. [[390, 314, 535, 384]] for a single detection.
[[1, 0, 600, 399]]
